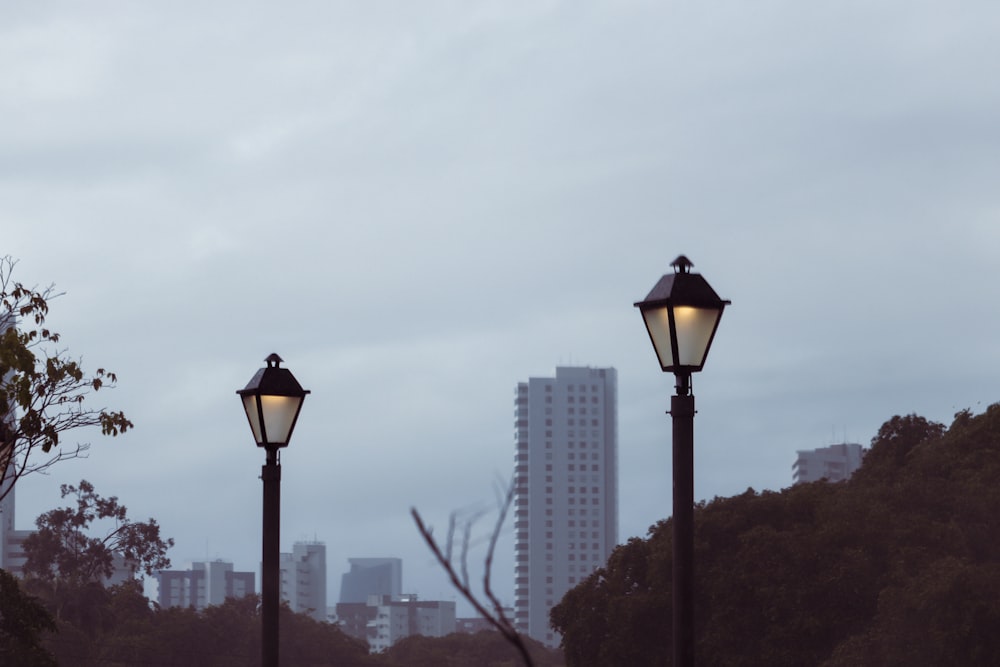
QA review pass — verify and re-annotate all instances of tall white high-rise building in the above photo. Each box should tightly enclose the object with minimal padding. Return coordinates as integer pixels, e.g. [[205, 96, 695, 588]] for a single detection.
[[513, 366, 618, 647], [279, 541, 326, 621]]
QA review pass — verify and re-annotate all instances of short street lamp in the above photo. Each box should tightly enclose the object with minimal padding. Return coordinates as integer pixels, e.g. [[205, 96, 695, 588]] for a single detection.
[[237, 354, 309, 667], [634, 256, 729, 667]]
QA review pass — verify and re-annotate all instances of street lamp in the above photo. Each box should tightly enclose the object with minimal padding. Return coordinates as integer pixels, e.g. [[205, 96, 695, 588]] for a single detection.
[[238, 353, 309, 667], [634, 256, 729, 667]]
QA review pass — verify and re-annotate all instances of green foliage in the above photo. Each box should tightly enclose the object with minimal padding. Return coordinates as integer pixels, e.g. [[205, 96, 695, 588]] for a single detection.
[[40, 592, 375, 667], [0, 568, 57, 666], [0, 256, 133, 502], [23, 480, 174, 585], [381, 630, 564, 667], [551, 408, 1000, 666]]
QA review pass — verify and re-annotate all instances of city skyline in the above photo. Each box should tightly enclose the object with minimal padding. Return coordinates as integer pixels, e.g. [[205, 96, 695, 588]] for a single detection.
[[6, 1, 1000, 620]]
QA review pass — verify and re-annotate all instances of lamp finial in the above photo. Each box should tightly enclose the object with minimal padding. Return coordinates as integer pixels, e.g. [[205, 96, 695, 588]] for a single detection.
[[671, 255, 693, 274]]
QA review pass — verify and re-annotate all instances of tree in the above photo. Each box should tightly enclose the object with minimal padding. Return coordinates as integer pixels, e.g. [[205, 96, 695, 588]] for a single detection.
[[551, 407, 1000, 665], [0, 256, 133, 502], [381, 631, 564, 667], [23, 480, 174, 587], [0, 568, 57, 666]]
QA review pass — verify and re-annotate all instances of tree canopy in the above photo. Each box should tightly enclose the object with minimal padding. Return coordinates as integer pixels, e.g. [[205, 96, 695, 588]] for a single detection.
[[551, 409, 1000, 666], [23, 479, 173, 586], [0, 256, 132, 501]]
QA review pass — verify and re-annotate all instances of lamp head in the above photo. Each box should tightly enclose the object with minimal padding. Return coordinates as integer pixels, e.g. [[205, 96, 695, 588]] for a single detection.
[[634, 256, 730, 374], [237, 353, 310, 448]]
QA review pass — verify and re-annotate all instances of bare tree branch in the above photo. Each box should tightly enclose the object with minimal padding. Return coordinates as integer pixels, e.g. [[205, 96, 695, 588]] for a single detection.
[[411, 478, 534, 667]]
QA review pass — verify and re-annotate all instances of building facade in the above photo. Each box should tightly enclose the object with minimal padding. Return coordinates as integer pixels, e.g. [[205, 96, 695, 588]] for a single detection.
[[279, 541, 327, 621], [366, 594, 455, 653], [513, 366, 618, 647], [792, 443, 865, 484], [156, 560, 255, 610], [339, 557, 402, 603]]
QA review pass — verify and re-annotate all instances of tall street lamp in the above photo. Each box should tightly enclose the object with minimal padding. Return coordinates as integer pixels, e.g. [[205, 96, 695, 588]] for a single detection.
[[634, 256, 729, 667], [237, 353, 310, 667]]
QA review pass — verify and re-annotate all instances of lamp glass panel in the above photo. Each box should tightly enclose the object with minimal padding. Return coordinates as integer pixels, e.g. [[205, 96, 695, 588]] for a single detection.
[[673, 306, 721, 367], [641, 306, 675, 369], [242, 395, 264, 444], [258, 394, 301, 445]]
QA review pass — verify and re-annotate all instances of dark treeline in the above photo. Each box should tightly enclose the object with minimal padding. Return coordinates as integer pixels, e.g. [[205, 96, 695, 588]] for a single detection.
[[552, 407, 1000, 666], [15, 405, 1000, 665], [1, 576, 564, 667]]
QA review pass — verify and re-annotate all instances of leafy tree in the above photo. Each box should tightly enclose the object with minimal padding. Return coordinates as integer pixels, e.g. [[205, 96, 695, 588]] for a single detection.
[[0, 256, 133, 501], [23, 479, 173, 585], [22, 478, 173, 646], [0, 568, 57, 666], [551, 407, 1000, 666]]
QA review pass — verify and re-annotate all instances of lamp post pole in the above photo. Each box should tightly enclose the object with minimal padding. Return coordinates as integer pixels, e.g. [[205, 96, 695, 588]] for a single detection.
[[634, 256, 729, 667], [238, 354, 309, 667], [671, 373, 695, 667], [261, 447, 281, 667]]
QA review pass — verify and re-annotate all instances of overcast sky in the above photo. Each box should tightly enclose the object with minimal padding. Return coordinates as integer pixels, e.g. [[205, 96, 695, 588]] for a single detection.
[[4, 1, 1000, 616]]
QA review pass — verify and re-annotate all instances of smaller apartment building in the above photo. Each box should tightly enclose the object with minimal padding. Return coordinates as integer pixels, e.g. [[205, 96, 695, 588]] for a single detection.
[[365, 595, 456, 653], [793, 443, 865, 484], [156, 561, 255, 610]]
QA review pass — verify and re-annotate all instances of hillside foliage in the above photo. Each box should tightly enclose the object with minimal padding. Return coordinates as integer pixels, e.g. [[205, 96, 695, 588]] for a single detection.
[[551, 408, 1000, 666]]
